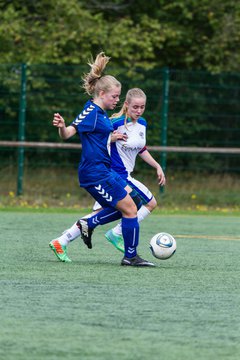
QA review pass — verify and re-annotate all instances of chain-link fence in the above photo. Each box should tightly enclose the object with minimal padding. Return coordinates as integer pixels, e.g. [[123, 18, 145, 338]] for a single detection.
[[0, 64, 239, 200]]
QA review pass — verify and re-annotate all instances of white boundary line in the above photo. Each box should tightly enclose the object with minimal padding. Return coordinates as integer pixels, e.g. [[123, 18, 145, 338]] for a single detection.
[[175, 234, 240, 241]]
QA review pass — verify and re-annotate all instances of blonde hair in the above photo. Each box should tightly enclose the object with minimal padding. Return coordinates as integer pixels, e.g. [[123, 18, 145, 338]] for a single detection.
[[111, 88, 146, 127], [82, 52, 121, 97]]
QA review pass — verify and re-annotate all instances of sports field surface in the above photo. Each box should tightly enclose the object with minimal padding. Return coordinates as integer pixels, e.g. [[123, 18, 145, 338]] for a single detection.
[[1, 211, 240, 360]]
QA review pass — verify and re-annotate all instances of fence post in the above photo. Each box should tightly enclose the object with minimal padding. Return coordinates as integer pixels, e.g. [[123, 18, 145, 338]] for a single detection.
[[17, 63, 27, 196], [160, 67, 169, 194]]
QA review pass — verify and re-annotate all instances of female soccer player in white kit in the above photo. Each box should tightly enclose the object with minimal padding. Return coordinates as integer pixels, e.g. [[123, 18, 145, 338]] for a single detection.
[[100, 88, 166, 252]]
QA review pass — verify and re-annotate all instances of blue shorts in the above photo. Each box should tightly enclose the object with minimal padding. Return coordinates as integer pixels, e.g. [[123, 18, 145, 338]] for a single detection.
[[85, 170, 128, 209]]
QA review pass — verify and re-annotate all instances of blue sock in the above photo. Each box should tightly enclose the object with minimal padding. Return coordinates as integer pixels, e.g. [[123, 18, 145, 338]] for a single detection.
[[122, 217, 139, 258], [87, 207, 122, 229]]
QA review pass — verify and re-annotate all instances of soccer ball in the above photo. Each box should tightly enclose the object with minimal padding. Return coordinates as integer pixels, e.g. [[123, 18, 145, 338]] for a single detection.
[[150, 232, 176, 260]]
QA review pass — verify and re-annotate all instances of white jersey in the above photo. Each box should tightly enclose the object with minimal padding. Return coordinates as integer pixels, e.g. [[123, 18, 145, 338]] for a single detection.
[[92, 116, 153, 211], [111, 116, 147, 179]]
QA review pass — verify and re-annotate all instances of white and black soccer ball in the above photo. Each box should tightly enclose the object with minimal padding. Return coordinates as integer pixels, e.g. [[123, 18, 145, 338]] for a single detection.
[[150, 232, 176, 260]]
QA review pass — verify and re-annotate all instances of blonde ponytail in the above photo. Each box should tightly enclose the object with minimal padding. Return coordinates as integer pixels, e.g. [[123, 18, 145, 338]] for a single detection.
[[82, 52, 121, 96]]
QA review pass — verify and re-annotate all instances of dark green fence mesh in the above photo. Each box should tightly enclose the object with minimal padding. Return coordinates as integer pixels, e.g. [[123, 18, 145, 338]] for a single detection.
[[0, 64, 239, 201]]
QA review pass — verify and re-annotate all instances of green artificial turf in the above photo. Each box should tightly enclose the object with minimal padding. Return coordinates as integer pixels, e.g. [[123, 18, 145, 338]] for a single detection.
[[1, 212, 240, 360]]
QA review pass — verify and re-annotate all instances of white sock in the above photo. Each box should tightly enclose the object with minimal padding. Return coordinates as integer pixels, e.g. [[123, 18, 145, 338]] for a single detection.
[[112, 205, 151, 236], [57, 222, 81, 246], [137, 205, 151, 222], [112, 222, 122, 236]]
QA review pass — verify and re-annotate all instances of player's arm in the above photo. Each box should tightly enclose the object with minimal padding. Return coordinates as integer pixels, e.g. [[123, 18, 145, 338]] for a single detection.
[[139, 149, 166, 186], [53, 113, 76, 139]]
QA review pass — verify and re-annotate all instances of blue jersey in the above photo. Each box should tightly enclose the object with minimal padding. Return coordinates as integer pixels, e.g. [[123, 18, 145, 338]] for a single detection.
[[71, 100, 114, 187]]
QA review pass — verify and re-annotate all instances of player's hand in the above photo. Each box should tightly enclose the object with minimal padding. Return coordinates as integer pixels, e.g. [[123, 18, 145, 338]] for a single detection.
[[111, 130, 128, 142], [157, 167, 166, 186], [53, 113, 65, 128]]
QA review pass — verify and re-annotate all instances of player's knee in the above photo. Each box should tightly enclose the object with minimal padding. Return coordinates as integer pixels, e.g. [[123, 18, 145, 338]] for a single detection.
[[129, 189, 142, 210], [148, 197, 157, 211]]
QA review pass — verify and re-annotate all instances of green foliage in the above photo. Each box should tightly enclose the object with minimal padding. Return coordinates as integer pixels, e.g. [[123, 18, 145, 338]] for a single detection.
[[1, 0, 240, 72]]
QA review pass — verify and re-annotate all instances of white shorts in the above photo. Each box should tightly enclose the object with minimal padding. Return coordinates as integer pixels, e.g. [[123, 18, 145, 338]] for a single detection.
[[92, 174, 153, 211]]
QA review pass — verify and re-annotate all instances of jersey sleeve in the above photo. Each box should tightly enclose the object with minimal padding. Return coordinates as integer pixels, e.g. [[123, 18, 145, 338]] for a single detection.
[[139, 146, 147, 154], [111, 117, 125, 131], [71, 104, 97, 133], [112, 121, 120, 131]]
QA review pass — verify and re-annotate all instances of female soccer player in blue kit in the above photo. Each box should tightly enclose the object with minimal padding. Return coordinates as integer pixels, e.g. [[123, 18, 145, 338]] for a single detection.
[[49, 52, 155, 267]]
